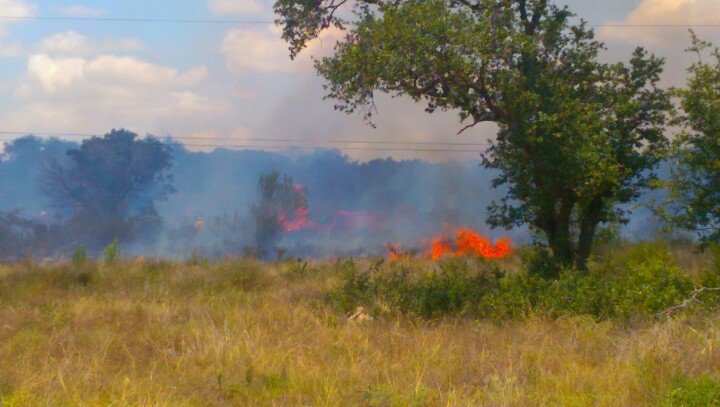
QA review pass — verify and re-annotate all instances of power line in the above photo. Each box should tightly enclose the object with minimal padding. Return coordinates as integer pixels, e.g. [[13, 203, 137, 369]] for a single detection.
[[1, 15, 720, 28], [0, 136, 486, 153], [177, 143, 484, 153], [0, 131, 491, 147]]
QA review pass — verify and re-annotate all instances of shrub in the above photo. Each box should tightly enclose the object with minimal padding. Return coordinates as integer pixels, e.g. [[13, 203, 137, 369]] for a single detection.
[[329, 259, 501, 318], [521, 246, 562, 279], [593, 241, 676, 276], [540, 270, 609, 318], [478, 271, 547, 319], [608, 256, 694, 319], [330, 243, 698, 321]]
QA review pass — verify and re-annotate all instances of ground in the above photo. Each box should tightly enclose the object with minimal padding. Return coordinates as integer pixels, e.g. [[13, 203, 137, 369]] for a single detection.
[[1, 257, 719, 406]]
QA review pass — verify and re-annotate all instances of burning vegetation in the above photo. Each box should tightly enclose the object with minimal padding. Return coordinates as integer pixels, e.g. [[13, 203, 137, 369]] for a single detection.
[[428, 229, 513, 260], [388, 228, 513, 261], [277, 185, 315, 233]]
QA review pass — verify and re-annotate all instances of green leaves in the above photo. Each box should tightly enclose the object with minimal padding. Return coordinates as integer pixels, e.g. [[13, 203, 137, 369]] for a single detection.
[[664, 33, 720, 241]]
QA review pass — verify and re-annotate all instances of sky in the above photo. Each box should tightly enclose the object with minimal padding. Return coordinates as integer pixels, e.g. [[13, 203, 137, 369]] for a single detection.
[[0, 0, 718, 161]]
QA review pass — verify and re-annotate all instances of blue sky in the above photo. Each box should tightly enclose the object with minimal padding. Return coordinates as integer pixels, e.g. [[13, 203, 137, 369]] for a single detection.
[[0, 0, 717, 161]]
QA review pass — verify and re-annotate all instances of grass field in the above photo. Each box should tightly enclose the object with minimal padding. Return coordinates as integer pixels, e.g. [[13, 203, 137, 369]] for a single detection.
[[2, 254, 720, 406]]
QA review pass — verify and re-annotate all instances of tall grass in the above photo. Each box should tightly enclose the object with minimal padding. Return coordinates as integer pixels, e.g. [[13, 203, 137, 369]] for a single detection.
[[0, 245, 719, 405]]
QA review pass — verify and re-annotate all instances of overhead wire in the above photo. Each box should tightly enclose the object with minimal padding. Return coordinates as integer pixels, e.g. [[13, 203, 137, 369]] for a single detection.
[[0, 133, 488, 153], [0, 15, 718, 28], [0, 131, 491, 147]]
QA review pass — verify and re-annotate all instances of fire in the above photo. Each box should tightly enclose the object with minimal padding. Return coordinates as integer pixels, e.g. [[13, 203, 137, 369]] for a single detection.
[[386, 228, 512, 261], [429, 237, 452, 260], [278, 206, 320, 233], [427, 228, 512, 260], [277, 184, 317, 233], [386, 242, 413, 261]]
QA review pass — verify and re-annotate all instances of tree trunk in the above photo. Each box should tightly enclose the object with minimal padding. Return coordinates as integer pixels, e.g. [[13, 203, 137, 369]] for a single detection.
[[545, 197, 576, 269], [575, 199, 603, 271], [575, 218, 598, 271]]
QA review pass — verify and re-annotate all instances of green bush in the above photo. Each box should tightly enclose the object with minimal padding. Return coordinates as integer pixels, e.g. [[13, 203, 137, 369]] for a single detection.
[[608, 256, 693, 319], [478, 271, 547, 319], [540, 270, 609, 318], [330, 243, 698, 321], [521, 246, 562, 279], [593, 241, 676, 276], [329, 259, 500, 318]]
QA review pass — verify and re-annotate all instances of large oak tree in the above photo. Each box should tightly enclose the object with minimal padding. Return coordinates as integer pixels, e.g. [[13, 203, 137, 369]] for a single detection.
[[274, 0, 671, 270]]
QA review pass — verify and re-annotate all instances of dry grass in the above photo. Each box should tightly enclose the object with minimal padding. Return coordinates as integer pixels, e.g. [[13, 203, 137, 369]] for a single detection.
[[1, 258, 719, 406]]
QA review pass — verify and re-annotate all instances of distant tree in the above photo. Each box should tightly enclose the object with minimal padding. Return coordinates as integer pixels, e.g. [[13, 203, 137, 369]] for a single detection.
[[252, 171, 307, 258], [41, 129, 174, 247], [663, 33, 720, 242], [275, 0, 671, 270]]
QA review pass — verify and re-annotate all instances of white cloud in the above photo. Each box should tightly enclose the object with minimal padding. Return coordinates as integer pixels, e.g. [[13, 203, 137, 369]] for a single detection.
[[207, 0, 266, 16], [221, 26, 341, 73], [24, 54, 207, 92], [3, 53, 221, 138], [40, 31, 146, 56], [599, 0, 720, 45], [56, 5, 106, 17], [594, 0, 720, 87], [27, 54, 85, 91], [0, 0, 37, 17]]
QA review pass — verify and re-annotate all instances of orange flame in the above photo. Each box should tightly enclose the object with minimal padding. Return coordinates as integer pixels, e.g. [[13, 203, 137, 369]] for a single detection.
[[426, 228, 512, 260], [387, 228, 512, 261], [429, 237, 452, 260]]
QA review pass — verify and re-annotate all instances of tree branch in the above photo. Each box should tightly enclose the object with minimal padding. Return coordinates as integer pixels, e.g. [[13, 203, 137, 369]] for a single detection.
[[658, 287, 720, 317]]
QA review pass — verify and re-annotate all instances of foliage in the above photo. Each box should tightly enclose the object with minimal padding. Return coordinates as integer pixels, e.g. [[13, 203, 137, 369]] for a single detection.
[[251, 171, 307, 259], [520, 245, 562, 279], [332, 244, 695, 320], [330, 258, 501, 318], [607, 256, 693, 319], [40, 129, 174, 247], [664, 33, 720, 242], [274, 0, 672, 270]]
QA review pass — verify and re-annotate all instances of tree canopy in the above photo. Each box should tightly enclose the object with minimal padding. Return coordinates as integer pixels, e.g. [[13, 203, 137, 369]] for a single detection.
[[41, 129, 174, 246]]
